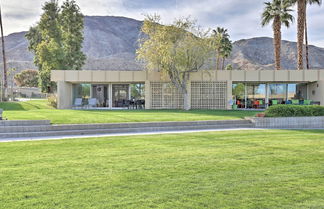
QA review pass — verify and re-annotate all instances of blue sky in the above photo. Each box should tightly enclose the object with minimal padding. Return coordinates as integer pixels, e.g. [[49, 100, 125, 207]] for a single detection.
[[2, 0, 324, 47]]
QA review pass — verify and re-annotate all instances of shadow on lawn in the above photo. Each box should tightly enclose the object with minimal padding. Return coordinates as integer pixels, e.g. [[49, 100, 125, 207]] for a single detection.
[[0, 102, 26, 111]]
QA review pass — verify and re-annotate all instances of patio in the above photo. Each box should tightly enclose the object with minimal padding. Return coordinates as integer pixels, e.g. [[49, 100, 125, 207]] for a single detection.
[[232, 82, 320, 109], [73, 83, 145, 109]]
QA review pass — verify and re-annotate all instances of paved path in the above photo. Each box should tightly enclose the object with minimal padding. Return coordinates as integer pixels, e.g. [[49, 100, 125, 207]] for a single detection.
[[0, 128, 260, 143]]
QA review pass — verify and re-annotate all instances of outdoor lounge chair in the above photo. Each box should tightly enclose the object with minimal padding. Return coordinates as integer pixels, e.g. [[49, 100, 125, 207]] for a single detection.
[[88, 98, 97, 108], [304, 100, 312, 105], [73, 98, 83, 109], [271, 100, 278, 105], [292, 99, 299, 105]]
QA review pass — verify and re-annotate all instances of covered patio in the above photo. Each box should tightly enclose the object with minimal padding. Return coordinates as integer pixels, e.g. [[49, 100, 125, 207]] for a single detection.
[[232, 82, 316, 109], [52, 69, 324, 110], [73, 83, 145, 109]]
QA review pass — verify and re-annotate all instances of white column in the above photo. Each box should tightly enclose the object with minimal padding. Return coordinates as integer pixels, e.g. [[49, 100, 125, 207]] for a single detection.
[[109, 84, 113, 109], [57, 81, 73, 109], [144, 81, 151, 109], [128, 84, 132, 100], [265, 83, 269, 108]]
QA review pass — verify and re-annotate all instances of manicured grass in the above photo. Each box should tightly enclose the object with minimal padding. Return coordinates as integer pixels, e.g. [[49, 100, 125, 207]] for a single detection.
[[0, 130, 323, 208], [0, 100, 259, 124]]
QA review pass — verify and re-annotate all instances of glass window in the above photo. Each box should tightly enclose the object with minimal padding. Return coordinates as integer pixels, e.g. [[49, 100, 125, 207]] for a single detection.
[[130, 84, 145, 100], [287, 84, 297, 100], [73, 84, 91, 101], [246, 84, 266, 108], [269, 84, 287, 104]]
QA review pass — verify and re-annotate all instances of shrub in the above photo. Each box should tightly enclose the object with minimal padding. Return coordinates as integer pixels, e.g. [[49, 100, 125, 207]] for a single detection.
[[47, 95, 57, 108], [14, 69, 39, 87], [265, 105, 324, 117]]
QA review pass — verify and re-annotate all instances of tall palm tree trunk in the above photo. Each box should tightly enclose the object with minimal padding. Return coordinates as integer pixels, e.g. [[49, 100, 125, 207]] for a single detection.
[[304, 9, 310, 69], [0, 5, 7, 100], [216, 51, 220, 70], [222, 57, 225, 70], [297, 0, 306, 70], [273, 16, 281, 70]]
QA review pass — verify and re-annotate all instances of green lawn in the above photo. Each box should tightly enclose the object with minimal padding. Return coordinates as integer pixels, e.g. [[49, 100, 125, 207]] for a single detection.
[[0, 130, 323, 208], [0, 100, 259, 124]]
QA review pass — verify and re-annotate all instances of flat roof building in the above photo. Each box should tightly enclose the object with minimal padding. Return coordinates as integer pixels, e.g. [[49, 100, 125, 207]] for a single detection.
[[51, 69, 324, 109]]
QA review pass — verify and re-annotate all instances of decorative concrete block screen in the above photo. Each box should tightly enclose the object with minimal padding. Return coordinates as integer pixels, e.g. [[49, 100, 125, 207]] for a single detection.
[[191, 81, 227, 109], [151, 82, 184, 109]]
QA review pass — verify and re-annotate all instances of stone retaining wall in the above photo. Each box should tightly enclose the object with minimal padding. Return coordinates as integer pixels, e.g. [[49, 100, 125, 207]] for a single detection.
[[250, 116, 324, 129]]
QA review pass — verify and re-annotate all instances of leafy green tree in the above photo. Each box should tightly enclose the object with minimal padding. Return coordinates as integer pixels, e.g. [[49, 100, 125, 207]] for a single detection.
[[137, 15, 211, 110], [225, 64, 233, 71], [60, 0, 86, 70], [26, 0, 62, 92], [261, 0, 294, 70], [14, 70, 39, 87], [25, 0, 85, 92]]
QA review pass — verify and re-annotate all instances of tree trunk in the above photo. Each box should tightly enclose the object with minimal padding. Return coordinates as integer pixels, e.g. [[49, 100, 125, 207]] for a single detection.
[[305, 8, 310, 70], [216, 52, 220, 71], [273, 16, 281, 70], [0, 6, 7, 101], [183, 91, 190, 110], [222, 57, 225, 70], [297, 0, 306, 70]]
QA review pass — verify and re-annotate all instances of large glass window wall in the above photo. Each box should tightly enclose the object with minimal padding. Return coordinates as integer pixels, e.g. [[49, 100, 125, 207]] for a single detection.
[[233, 83, 307, 109]]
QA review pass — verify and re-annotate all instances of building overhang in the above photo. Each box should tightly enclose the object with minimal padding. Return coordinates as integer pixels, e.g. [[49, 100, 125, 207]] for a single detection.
[[51, 69, 324, 83]]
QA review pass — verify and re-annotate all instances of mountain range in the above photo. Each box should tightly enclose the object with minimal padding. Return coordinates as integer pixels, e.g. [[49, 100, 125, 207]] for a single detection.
[[1, 15, 324, 72]]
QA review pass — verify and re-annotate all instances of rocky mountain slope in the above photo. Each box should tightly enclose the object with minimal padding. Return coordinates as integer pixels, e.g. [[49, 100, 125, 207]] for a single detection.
[[1, 15, 324, 72]]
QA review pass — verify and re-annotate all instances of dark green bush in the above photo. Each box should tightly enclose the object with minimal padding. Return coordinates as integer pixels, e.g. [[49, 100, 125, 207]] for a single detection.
[[265, 105, 324, 117]]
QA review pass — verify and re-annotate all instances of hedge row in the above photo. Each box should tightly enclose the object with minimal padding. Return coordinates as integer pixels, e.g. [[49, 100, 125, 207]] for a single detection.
[[265, 105, 324, 117]]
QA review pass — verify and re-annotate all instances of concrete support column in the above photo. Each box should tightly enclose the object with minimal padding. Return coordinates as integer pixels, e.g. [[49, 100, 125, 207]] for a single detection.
[[128, 84, 132, 100], [57, 81, 73, 109], [144, 81, 151, 109], [90, 84, 93, 98], [227, 80, 232, 110], [109, 84, 113, 109], [308, 81, 324, 106], [265, 83, 269, 108]]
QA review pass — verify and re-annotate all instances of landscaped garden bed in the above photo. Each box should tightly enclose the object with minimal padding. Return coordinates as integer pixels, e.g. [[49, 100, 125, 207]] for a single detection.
[[251, 105, 324, 128]]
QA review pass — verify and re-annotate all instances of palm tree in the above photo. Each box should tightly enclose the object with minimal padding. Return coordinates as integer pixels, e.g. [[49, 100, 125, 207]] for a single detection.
[[212, 27, 232, 70], [220, 38, 232, 70], [261, 0, 294, 70], [0, 4, 7, 101], [291, 0, 322, 70]]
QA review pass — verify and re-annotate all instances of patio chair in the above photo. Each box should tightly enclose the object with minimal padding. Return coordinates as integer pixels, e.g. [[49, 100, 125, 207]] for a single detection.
[[88, 98, 97, 108], [73, 98, 83, 109], [258, 100, 265, 109], [304, 100, 312, 105], [252, 100, 260, 109], [271, 100, 278, 105], [291, 99, 299, 105]]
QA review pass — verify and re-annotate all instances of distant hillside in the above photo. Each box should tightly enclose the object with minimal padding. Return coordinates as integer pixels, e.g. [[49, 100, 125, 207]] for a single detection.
[[1, 15, 324, 72], [228, 37, 324, 70]]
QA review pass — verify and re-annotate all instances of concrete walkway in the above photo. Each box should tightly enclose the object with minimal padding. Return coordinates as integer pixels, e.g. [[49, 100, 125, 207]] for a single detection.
[[0, 128, 260, 143]]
